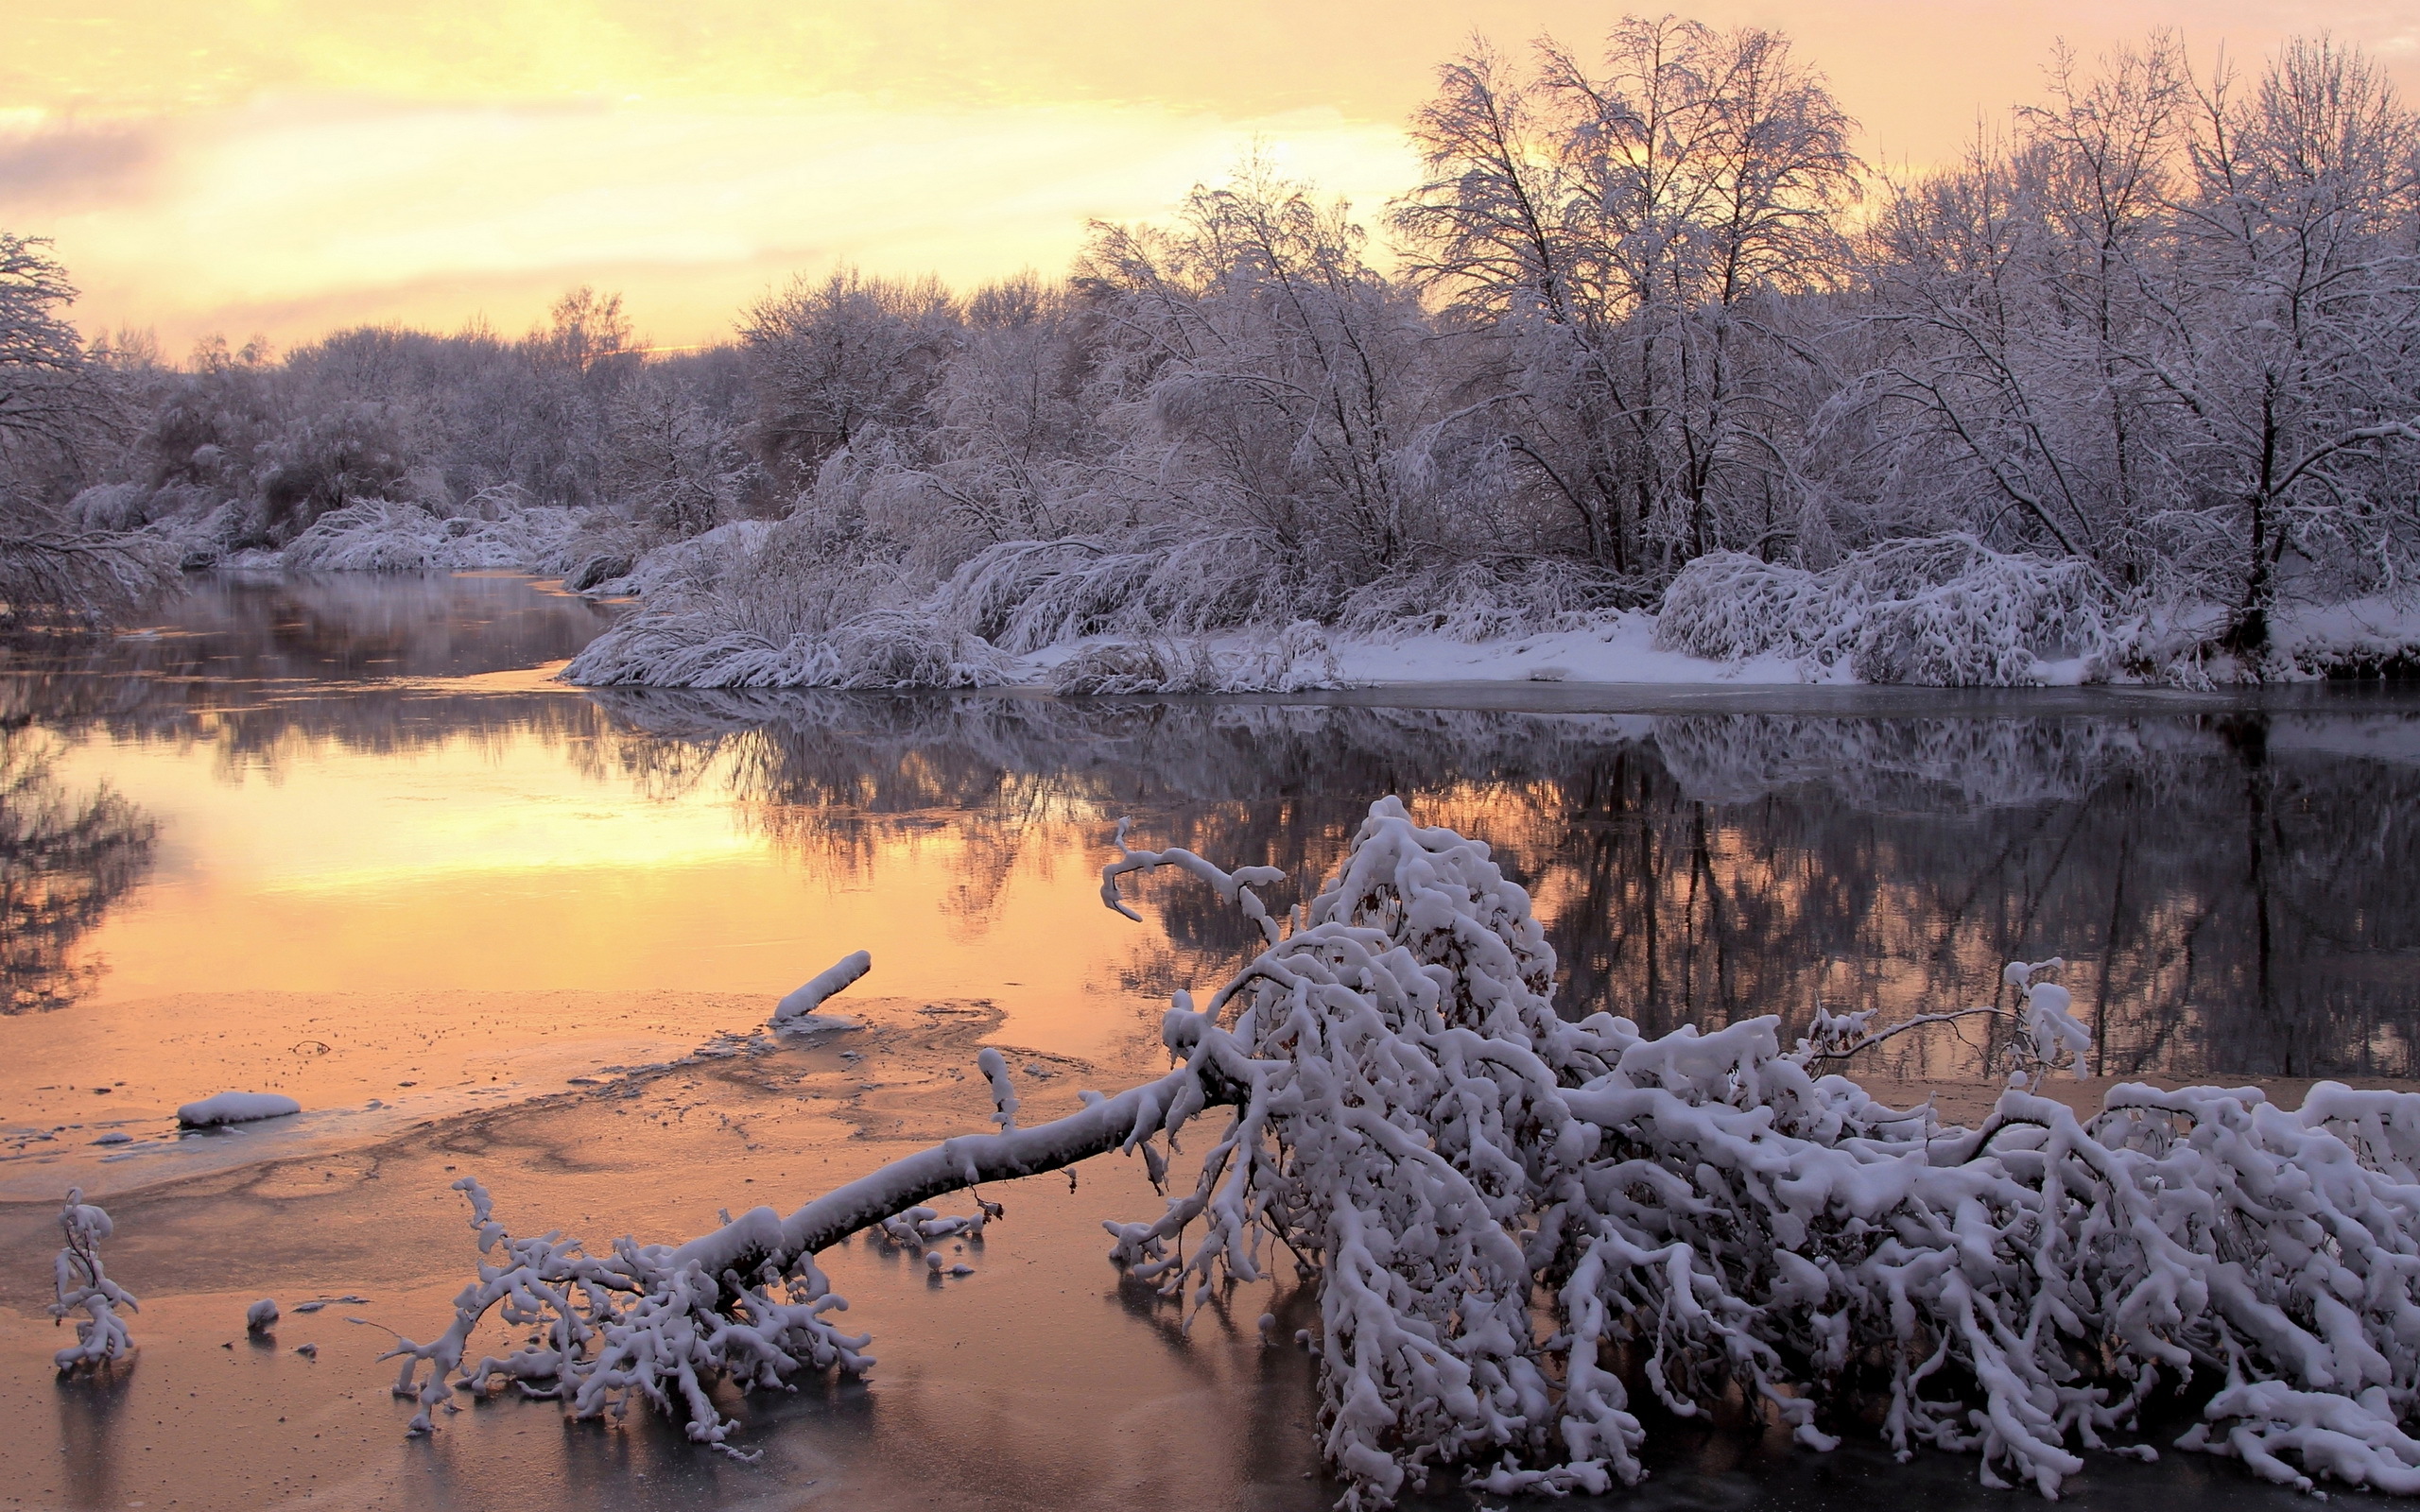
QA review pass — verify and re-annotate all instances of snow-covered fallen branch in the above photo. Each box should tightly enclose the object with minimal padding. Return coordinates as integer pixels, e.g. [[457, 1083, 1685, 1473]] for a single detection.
[[51, 1188, 137, 1371], [396, 799, 2420, 1507], [771, 950, 871, 1029]]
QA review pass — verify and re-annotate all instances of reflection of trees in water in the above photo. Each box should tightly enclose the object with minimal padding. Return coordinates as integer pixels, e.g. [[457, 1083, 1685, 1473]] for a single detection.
[[0, 726, 156, 1011], [2, 572, 625, 777], [592, 689, 2420, 1082], [124, 572, 621, 682], [13, 579, 2418, 1083], [1535, 713, 2420, 1083]]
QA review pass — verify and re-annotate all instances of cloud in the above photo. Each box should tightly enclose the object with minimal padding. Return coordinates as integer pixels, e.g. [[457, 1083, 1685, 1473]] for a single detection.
[[0, 116, 164, 211], [21, 94, 1417, 350]]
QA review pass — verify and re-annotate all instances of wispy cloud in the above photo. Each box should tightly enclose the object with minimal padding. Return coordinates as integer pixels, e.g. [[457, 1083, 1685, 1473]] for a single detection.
[[5, 0, 2415, 351], [4, 94, 1415, 350]]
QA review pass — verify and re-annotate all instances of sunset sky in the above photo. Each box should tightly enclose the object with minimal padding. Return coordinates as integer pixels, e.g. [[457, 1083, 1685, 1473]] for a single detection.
[[6, 0, 2415, 356]]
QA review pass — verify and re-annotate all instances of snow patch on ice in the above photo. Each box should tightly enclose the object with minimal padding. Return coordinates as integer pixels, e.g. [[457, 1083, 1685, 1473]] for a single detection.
[[176, 1092, 302, 1126]]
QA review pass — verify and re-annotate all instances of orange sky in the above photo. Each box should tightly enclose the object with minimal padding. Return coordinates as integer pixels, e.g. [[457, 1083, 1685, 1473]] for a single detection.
[[5, 0, 2415, 354]]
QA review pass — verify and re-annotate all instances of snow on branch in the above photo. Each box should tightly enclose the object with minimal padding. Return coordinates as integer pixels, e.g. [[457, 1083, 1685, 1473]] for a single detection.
[[1099, 815, 1288, 945], [50, 1188, 136, 1371], [395, 799, 2420, 1507], [771, 950, 872, 1029]]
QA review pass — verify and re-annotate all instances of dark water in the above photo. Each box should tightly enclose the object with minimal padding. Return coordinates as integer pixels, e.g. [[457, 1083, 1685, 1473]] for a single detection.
[[5, 571, 2418, 1512]]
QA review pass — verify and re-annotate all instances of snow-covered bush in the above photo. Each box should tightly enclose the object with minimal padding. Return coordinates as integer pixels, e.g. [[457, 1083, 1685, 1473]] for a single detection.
[[1338, 558, 1625, 644], [563, 605, 1015, 690], [1049, 639, 1207, 696], [1050, 623, 1342, 696], [1656, 535, 2121, 685], [279, 499, 587, 575], [396, 799, 2420, 1505], [51, 1188, 136, 1371], [932, 532, 1303, 654]]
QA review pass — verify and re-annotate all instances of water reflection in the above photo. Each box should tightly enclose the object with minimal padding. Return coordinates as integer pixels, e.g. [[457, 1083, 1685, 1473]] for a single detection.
[[0, 726, 156, 1011], [5, 573, 2418, 1084], [1, 571, 621, 774], [595, 688, 2420, 1083]]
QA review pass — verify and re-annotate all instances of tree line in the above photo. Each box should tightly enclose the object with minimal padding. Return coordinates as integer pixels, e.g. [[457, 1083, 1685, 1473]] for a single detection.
[[2, 19, 2414, 661]]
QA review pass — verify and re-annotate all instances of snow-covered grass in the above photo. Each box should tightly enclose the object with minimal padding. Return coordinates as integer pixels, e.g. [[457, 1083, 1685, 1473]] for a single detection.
[[393, 799, 2420, 1505]]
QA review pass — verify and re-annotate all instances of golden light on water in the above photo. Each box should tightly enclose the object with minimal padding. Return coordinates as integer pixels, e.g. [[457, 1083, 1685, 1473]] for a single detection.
[[5, 0, 2414, 352], [53, 725, 1157, 1065]]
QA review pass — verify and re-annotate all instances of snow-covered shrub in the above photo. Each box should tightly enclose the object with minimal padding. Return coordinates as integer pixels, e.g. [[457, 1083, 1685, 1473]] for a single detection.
[[932, 532, 1303, 654], [1339, 558, 1625, 643], [825, 609, 1016, 689], [1050, 623, 1343, 696], [1656, 535, 2121, 685], [397, 798, 2420, 1505], [278, 499, 588, 575], [64, 483, 155, 534], [563, 607, 1015, 690], [51, 1188, 136, 1371], [280, 502, 445, 571], [1050, 639, 1204, 696], [612, 520, 776, 602], [1220, 620, 1344, 693]]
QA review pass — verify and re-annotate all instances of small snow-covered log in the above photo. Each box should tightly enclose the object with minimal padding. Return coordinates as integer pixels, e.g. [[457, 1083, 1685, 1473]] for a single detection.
[[51, 1188, 136, 1371], [771, 951, 872, 1029]]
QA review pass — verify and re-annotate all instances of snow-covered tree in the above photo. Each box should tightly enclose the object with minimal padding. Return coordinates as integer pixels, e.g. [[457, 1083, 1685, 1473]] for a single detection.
[[740, 267, 959, 490], [2158, 39, 2420, 654], [0, 232, 172, 623], [1397, 18, 1861, 576]]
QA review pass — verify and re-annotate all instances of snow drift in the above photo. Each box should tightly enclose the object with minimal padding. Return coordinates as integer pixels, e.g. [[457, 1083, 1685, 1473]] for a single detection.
[[394, 799, 2420, 1505]]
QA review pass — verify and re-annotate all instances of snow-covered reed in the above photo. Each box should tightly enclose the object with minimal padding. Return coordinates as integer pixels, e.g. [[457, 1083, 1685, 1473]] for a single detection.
[[395, 799, 2420, 1504], [1656, 535, 2120, 685], [51, 1188, 136, 1371]]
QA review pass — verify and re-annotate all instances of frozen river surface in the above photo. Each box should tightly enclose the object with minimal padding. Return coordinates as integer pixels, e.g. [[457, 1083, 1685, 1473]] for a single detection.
[[4, 571, 2418, 1511]]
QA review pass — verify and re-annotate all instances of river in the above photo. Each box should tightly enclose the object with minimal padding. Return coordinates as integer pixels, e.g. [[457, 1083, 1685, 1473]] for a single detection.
[[3, 570, 2413, 1511]]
